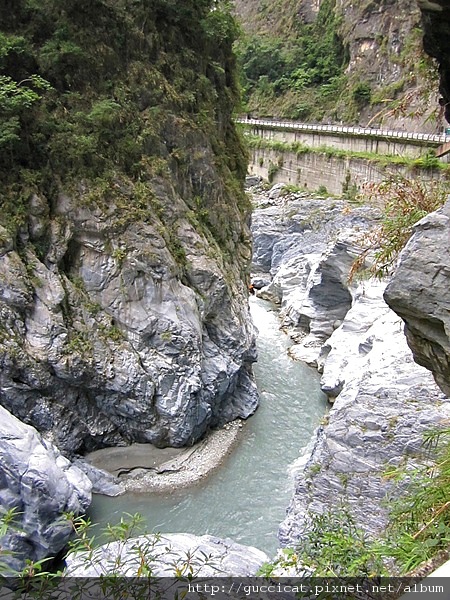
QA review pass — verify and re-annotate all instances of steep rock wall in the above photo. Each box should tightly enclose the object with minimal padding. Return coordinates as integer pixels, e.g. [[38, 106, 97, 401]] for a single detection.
[[418, 0, 450, 122], [234, 0, 441, 129], [0, 136, 258, 457], [0, 405, 91, 572], [280, 288, 449, 548], [334, 0, 439, 128], [384, 199, 450, 396], [0, 2, 258, 457], [383, 1, 450, 397], [249, 184, 450, 556]]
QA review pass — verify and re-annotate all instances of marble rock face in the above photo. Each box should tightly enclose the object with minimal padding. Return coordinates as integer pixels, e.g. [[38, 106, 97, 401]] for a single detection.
[[0, 184, 258, 456], [65, 532, 269, 577], [250, 184, 450, 556], [251, 188, 379, 366], [0, 405, 92, 573], [385, 199, 450, 397], [279, 279, 449, 548]]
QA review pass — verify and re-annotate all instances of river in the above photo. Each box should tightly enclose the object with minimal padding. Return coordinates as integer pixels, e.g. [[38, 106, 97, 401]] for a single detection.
[[88, 297, 328, 556]]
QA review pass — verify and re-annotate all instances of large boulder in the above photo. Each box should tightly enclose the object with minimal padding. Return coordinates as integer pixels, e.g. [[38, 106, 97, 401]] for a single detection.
[[0, 184, 258, 456], [384, 199, 450, 396], [0, 406, 92, 573], [65, 532, 269, 577]]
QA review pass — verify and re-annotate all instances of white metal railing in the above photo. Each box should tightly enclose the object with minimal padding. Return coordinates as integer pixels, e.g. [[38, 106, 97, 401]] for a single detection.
[[236, 117, 450, 145]]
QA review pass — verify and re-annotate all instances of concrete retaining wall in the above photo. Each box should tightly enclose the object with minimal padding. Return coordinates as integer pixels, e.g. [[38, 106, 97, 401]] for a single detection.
[[252, 126, 429, 158], [239, 118, 449, 159], [249, 147, 446, 196]]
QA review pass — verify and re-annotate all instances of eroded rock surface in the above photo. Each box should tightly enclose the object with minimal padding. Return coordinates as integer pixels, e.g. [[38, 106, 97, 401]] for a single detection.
[[251, 187, 379, 366], [250, 184, 450, 556], [279, 280, 449, 548], [384, 199, 450, 397], [0, 405, 91, 573], [0, 177, 258, 456], [65, 532, 269, 577]]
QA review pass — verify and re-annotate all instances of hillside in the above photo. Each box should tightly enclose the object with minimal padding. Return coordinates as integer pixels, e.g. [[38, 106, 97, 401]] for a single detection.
[[234, 0, 443, 131]]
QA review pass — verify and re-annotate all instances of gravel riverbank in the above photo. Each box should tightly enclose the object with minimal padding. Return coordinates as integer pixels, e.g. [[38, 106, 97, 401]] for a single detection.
[[86, 420, 246, 494]]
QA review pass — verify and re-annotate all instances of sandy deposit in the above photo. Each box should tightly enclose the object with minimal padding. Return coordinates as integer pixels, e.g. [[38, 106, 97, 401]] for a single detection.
[[85, 420, 246, 493]]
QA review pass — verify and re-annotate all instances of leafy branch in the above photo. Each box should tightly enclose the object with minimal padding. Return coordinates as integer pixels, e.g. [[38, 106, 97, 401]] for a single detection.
[[349, 174, 449, 281]]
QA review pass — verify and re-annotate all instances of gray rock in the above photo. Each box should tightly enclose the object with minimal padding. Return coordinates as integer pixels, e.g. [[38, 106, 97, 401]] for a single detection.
[[251, 196, 379, 363], [249, 188, 450, 562], [245, 175, 262, 188], [0, 406, 92, 573], [268, 183, 286, 200], [418, 0, 450, 122], [384, 199, 450, 396], [251, 275, 272, 289], [0, 181, 258, 455], [71, 458, 123, 496], [65, 532, 269, 577], [279, 281, 450, 551]]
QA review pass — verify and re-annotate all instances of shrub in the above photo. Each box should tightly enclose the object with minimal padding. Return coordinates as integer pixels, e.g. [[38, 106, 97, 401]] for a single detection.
[[383, 428, 450, 573], [267, 161, 279, 183], [350, 175, 449, 279], [0, 512, 220, 591], [259, 428, 450, 579], [259, 509, 386, 578], [352, 82, 372, 106]]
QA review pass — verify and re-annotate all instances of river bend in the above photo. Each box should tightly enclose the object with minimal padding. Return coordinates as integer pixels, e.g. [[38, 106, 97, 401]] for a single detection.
[[88, 298, 328, 555]]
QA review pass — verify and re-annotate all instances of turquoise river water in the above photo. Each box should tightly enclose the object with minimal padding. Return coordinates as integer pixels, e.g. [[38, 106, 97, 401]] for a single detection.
[[88, 297, 328, 556]]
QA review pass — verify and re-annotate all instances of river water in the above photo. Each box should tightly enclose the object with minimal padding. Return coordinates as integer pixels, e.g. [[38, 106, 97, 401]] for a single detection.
[[88, 297, 328, 556]]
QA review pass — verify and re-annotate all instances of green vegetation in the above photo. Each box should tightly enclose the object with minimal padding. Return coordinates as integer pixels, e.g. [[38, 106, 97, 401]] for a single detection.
[[341, 171, 359, 202], [0, 511, 220, 589], [64, 331, 92, 355], [383, 429, 450, 572], [350, 175, 449, 279], [245, 133, 450, 171], [259, 509, 387, 578], [234, 2, 438, 125], [235, 0, 348, 120], [259, 428, 450, 578], [0, 0, 249, 267]]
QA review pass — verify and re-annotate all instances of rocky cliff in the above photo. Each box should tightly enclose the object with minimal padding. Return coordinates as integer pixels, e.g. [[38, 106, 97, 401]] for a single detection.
[[0, 406, 91, 572], [249, 183, 450, 563], [334, 0, 439, 128], [251, 185, 380, 366], [418, 0, 450, 122], [0, 1, 258, 458], [0, 172, 258, 455], [234, 0, 441, 130], [384, 199, 450, 397]]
